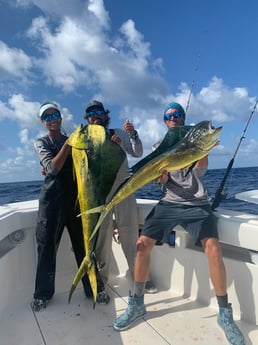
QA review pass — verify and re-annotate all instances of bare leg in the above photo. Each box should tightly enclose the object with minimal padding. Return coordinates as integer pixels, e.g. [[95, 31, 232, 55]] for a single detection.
[[201, 237, 227, 296], [134, 235, 156, 283], [202, 238, 246, 343]]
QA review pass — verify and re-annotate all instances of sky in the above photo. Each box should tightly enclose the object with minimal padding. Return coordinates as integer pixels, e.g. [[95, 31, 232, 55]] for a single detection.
[[0, 0, 258, 183]]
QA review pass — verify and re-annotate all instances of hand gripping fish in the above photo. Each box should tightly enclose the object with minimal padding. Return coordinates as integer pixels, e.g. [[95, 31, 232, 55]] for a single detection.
[[85, 121, 222, 241], [67, 124, 125, 306]]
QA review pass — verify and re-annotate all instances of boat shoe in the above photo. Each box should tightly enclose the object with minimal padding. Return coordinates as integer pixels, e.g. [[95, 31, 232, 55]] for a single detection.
[[113, 292, 146, 331], [218, 303, 245, 345], [31, 298, 51, 312], [96, 291, 110, 304], [86, 290, 110, 304]]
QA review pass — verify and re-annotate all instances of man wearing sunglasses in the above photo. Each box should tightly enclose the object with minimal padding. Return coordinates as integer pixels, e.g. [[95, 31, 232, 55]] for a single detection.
[[113, 102, 245, 345], [83, 100, 157, 303], [31, 102, 107, 311]]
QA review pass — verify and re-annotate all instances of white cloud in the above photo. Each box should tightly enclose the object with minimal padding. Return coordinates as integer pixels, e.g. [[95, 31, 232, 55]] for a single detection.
[[6, 94, 41, 128], [88, 0, 110, 28], [15, 0, 88, 17], [0, 94, 75, 132], [0, 41, 32, 79], [0, 156, 38, 176], [19, 128, 30, 145], [23, 5, 169, 100], [119, 19, 151, 72]]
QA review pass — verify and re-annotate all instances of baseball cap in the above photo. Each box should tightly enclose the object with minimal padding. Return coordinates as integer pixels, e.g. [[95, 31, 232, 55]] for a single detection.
[[85, 100, 105, 114], [39, 102, 60, 119]]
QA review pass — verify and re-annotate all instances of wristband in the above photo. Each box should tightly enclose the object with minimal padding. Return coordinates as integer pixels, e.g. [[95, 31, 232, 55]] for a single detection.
[[130, 131, 138, 140]]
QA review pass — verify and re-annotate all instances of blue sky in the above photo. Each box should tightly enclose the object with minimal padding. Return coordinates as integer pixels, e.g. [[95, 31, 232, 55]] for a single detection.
[[0, 0, 258, 183]]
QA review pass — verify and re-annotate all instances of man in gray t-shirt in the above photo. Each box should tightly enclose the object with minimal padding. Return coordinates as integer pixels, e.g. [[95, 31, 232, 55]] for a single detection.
[[113, 102, 245, 345]]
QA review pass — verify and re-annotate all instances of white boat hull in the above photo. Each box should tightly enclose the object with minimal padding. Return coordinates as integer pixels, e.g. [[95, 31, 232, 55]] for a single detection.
[[1, 199, 258, 344], [236, 190, 258, 204]]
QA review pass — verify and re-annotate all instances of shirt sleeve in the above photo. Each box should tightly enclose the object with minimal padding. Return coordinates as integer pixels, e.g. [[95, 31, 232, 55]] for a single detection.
[[114, 128, 143, 157], [34, 138, 59, 175]]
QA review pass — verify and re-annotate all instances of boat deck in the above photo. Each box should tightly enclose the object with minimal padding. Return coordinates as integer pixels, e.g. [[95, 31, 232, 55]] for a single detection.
[[1, 200, 258, 344], [2, 268, 257, 345]]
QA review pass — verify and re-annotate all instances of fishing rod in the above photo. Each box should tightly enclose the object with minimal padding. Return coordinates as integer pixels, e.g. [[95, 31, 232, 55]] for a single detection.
[[185, 32, 206, 114], [185, 50, 201, 115], [211, 99, 258, 210]]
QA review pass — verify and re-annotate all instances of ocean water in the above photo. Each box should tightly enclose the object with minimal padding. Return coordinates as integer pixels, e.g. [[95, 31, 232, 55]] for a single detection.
[[0, 167, 258, 215]]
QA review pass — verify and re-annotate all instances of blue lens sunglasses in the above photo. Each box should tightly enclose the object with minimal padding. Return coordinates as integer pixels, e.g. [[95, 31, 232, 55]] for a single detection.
[[86, 109, 106, 117], [164, 111, 183, 120], [42, 111, 61, 122]]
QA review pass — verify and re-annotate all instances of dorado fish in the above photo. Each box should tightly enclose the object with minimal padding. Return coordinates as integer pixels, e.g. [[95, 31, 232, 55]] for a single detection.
[[85, 121, 222, 241], [68, 124, 125, 305]]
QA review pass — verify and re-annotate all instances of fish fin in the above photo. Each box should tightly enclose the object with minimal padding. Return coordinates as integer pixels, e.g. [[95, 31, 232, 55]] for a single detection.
[[82, 205, 104, 215], [89, 224, 100, 242], [68, 254, 97, 306], [88, 209, 109, 241]]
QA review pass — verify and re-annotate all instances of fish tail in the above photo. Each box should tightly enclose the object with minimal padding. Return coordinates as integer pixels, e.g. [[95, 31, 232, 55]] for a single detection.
[[68, 256, 89, 303], [68, 254, 98, 307], [68, 284, 76, 304], [89, 210, 109, 241], [88, 264, 97, 309]]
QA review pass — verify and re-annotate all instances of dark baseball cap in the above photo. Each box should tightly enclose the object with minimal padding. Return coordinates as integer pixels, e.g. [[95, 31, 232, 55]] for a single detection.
[[85, 100, 105, 114]]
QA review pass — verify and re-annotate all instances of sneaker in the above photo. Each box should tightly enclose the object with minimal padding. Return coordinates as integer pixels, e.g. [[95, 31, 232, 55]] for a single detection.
[[217, 303, 245, 345], [31, 299, 50, 312], [145, 280, 157, 294], [96, 291, 110, 304], [113, 292, 146, 331]]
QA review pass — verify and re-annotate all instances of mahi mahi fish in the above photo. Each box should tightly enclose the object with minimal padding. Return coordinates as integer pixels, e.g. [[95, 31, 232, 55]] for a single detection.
[[85, 121, 222, 241], [67, 124, 125, 305]]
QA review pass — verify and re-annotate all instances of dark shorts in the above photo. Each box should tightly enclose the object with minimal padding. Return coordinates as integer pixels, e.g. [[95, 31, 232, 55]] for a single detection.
[[141, 201, 218, 246]]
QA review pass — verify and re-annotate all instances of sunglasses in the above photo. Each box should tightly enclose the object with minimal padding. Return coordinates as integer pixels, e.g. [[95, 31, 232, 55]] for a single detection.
[[86, 109, 106, 117], [164, 111, 183, 120], [42, 111, 61, 122]]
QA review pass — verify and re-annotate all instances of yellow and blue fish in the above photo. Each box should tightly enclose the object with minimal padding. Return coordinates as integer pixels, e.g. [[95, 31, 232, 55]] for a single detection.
[[67, 124, 125, 305], [85, 121, 222, 241]]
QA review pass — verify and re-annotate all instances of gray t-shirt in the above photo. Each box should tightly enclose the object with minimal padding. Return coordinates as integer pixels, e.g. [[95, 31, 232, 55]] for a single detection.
[[161, 166, 209, 206], [152, 135, 209, 206], [34, 134, 68, 175]]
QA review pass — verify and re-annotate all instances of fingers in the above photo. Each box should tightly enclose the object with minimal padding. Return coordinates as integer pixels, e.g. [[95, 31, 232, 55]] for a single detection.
[[156, 170, 169, 184], [123, 118, 135, 136], [111, 134, 121, 145]]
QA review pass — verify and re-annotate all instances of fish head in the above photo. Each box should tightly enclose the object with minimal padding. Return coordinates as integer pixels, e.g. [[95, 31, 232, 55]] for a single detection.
[[68, 124, 106, 150], [68, 124, 88, 149], [186, 121, 222, 152]]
